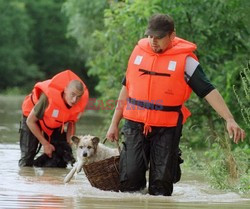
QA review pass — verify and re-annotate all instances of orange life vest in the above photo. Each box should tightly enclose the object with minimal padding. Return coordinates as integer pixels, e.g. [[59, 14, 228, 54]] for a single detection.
[[22, 70, 89, 136], [123, 37, 198, 129]]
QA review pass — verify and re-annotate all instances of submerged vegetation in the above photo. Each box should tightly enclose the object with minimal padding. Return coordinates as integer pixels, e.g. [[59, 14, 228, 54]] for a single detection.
[[204, 133, 249, 193], [182, 129, 249, 193]]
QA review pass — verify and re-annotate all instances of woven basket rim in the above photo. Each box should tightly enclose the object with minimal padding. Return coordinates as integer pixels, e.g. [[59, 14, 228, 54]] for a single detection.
[[83, 155, 120, 167], [83, 155, 120, 191]]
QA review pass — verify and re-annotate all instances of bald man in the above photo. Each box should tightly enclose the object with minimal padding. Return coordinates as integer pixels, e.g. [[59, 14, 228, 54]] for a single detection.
[[19, 70, 89, 167]]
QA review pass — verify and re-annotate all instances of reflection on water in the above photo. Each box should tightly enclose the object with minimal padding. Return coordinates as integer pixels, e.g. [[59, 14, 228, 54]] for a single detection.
[[1, 194, 72, 209], [0, 96, 250, 209], [0, 144, 249, 209]]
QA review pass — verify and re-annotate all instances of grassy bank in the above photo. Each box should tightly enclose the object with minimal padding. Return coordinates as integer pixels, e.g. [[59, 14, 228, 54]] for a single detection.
[[181, 133, 250, 194]]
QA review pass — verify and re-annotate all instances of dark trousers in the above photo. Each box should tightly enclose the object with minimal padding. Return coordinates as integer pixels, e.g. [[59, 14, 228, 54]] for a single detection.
[[119, 119, 183, 196], [18, 116, 66, 167]]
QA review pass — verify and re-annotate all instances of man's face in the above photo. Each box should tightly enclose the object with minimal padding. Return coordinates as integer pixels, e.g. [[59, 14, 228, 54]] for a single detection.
[[64, 86, 83, 107], [148, 32, 175, 53]]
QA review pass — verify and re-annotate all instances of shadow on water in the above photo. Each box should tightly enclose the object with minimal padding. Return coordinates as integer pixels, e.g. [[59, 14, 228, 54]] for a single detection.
[[0, 96, 250, 209]]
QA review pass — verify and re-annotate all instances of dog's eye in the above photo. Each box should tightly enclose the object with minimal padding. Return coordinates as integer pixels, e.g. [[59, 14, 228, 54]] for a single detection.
[[87, 146, 92, 149], [79, 146, 83, 149]]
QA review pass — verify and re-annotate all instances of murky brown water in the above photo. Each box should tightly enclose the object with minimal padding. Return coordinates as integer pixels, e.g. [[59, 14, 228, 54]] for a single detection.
[[0, 95, 249, 209]]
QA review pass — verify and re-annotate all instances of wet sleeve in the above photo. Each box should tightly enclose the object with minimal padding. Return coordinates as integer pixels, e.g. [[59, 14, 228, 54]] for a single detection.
[[187, 65, 215, 98], [33, 93, 49, 119]]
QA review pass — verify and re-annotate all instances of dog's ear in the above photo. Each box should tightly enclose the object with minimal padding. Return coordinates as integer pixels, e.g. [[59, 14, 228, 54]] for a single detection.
[[71, 135, 80, 145], [91, 136, 100, 148]]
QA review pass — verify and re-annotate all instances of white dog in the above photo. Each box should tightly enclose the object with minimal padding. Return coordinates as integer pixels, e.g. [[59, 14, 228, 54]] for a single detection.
[[64, 135, 119, 183]]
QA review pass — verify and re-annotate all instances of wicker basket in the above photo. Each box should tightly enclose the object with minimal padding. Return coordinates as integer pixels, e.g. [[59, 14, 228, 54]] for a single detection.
[[83, 155, 120, 191]]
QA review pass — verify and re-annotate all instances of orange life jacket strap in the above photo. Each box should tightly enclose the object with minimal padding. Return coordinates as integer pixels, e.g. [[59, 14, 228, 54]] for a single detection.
[[69, 121, 75, 136], [143, 124, 152, 136]]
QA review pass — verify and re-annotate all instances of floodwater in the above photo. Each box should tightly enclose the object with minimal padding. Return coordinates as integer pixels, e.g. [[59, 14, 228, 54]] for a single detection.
[[0, 95, 249, 209]]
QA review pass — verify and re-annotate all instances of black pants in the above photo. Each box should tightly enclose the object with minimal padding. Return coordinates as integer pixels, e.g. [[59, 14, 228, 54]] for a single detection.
[[18, 116, 67, 167], [119, 119, 183, 196]]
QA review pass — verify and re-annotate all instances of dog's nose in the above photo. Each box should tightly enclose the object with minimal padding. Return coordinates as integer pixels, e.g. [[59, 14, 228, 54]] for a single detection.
[[83, 153, 87, 157]]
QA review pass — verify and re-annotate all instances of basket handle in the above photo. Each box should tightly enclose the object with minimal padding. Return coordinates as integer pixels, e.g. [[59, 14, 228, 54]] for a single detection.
[[103, 138, 121, 154]]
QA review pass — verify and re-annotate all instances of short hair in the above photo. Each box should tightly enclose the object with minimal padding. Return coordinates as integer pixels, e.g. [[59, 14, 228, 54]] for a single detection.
[[67, 80, 84, 93], [145, 14, 175, 38]]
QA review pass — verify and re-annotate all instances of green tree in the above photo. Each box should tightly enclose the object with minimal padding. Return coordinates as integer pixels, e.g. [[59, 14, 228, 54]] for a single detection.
[[24, 0, 80, 76], [0, 0, 43, 92], [234, 62, 250, 129], [62, 0, 110, 96], [64, 0, 249, 146], [172, 0, 250, 141], [23, 0, 98, 95], [62, 0, 109, 57]]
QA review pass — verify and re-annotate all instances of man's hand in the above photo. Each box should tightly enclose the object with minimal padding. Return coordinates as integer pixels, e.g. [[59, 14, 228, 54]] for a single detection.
[[106, 86, 128, 142], [43, 143, 55, 158], [226, 118, 246, 144], [27, 108, 56, 155], [205, 89, 246, 144], [106, 124, 119, 142]]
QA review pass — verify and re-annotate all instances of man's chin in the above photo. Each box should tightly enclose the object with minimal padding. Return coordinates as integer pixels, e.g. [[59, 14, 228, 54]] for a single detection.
[[152, 47, 162, 53]]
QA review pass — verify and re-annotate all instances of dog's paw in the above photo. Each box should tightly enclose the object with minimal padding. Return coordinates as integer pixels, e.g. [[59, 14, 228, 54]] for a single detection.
[[76, 166, 82, 173], [63, 166, 77, 184], [64, 175, 70, 184], [76, 161, 84, 173]]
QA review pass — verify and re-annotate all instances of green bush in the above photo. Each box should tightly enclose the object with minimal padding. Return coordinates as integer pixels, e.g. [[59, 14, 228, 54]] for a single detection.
[[233, 61, 250, 129], [182, 132, 250, 193]]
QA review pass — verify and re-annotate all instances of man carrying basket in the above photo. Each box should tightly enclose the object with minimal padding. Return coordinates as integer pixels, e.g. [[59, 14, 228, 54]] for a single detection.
[[106, 14, 245, 196]]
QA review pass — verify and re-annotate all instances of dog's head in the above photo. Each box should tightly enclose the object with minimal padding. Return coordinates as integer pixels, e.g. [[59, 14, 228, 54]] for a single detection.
[[71, 135, 100, 160]]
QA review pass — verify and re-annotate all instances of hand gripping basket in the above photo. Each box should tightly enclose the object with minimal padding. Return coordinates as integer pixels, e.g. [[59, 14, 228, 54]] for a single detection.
[[83, 139, 121, 192]]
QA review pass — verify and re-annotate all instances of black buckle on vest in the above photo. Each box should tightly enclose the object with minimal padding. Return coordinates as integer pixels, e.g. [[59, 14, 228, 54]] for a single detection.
[[139, 69, 171, 77]]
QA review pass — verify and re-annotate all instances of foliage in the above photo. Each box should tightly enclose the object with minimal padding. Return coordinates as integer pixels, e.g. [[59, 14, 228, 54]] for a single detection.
[[233, 61, 250, 129], [2, 87, 26, 95], [0, 0, 96, 94], [173, 0, 250, 144], [62, 0, 110, 96], [181, 144, 205, 171], [0, 0, 249, 146], [64, 0, 161, 103], [182, 132, 250, 193], [24, 0, 89, 85], [64, 0, 249, 143], [62, 0, 109, 57], [0, 0, 43, 91], [203, 133, 249, 193]]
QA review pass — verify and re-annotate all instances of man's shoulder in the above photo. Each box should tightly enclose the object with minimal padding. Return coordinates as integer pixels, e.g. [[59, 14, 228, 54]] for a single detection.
[[185, 56, 199, 70], [39, 93, 48, 101], [34, 93, 49, 119]]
